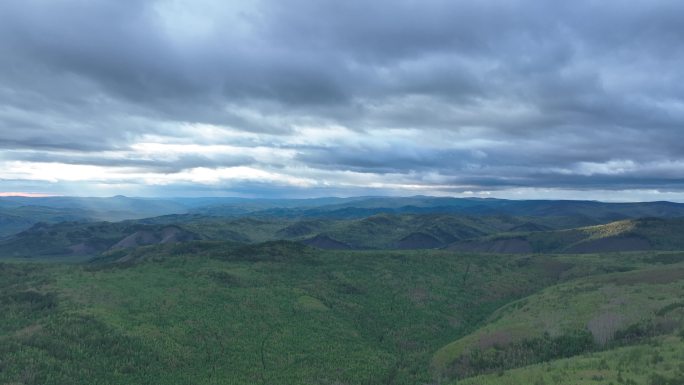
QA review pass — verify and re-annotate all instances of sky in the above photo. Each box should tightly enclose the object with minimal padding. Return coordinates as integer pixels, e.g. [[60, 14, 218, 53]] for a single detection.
[[0, 0, 683, 200]]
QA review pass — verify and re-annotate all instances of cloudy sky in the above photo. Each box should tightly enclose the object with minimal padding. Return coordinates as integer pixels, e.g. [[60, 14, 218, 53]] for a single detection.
[[1, 0, 683, 200]]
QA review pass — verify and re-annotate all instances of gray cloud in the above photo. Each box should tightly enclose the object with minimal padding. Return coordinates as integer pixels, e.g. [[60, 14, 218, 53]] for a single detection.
[[2, 150, 255, 174], [0, 0, 683, 197]]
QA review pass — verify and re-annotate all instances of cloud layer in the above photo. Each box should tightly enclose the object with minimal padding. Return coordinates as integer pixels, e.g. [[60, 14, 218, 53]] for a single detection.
[[1, 0, 683, 199]]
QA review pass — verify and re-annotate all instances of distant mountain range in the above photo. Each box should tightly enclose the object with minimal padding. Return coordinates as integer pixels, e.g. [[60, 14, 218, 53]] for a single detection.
[[0, 196, 188, 238], [2, 213, 684, 259], [1, 195, 684, 257], [185, 196, 684, 220]]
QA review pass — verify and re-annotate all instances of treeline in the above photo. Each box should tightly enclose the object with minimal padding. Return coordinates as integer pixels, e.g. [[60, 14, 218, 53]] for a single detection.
[[450, 317, 684, 379], [450, 330, 594, 378]]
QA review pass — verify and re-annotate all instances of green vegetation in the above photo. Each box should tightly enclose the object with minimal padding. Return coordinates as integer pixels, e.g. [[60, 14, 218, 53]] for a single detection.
[[7, 214, 684, 260], [432, 253, 684, 382], [1, 241, 625, 385], [0, 206, 93, 238], [456, 336, 684, 385], [0, 213, 566, 258], [2, 244, 683, 384], [2, 204, 684, 384], [0, 222, 198, 258], [449, 218, 684, 254]]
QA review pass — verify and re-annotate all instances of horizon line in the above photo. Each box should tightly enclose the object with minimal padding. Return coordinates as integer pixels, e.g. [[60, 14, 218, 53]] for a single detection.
[[0, 193, 682, 204]]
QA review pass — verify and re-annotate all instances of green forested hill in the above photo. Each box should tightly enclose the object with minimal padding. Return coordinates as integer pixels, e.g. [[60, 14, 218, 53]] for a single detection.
[[0, 221, 199, 259], [2, 242, 684, 384], [0, 243, 613, 385], [449, 218, 684, 254], [3, 196, 684, 241], [2, 209, 684, 384], [0, 206, 94, 239], [433, 257, 684, 381], [0, 213, 613, 259]]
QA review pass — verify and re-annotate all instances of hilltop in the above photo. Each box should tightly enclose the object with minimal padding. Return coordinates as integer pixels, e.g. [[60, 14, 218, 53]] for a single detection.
[[449, 217, 684, 254], [0, 221, 199, 258]]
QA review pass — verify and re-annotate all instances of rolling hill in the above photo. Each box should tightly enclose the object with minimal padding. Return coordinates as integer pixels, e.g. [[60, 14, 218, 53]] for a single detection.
[[2, 197, 684, 383], [432, 255, 684, 382], [0, 213, 603, 258], [0, 221, 199, 258], [448, 217, 684, 254], [0, 206, 97, 239], [4, 214, 684, 259], [3, 195, 683, 242], [2, 241, 683, 384], [0, 241, 636, 385]]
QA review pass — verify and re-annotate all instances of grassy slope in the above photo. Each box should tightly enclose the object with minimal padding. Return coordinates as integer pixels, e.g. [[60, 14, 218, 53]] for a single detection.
[[457, 335, 684, 385], [1, 244, 595, 385], [449, 218, 684, 253], [432, 253, 684, 381]]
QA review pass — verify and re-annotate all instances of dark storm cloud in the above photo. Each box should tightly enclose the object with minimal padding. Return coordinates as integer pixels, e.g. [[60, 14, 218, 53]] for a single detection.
[[1, 0, 683, 196], [296, 145, 479, 174]]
